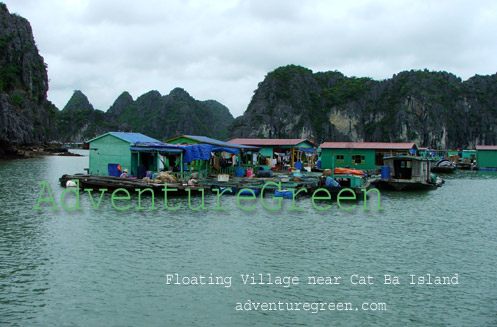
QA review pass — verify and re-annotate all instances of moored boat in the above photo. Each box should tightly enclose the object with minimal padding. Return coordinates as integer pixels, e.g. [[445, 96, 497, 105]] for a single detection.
[[431, 159, 456, 173], [375, 156, 443, 191], [317, 168, 372, 197]]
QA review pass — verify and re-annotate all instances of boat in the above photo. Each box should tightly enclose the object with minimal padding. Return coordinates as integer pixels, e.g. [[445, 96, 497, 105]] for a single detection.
[[317, 168, 372, 197], [431, 159, 456, 173], [456, 161, 478, 170], [375, 156, 443, 191]]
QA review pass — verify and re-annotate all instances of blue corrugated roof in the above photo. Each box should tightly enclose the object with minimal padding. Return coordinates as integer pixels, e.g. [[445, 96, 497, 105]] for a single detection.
[[180, 135, 260, 150], [86, 132, 160, 144]]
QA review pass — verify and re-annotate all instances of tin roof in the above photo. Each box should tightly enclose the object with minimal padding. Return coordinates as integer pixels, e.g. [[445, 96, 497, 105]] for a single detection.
[[228, 138, 313, 146], [86, 132, 160, 144], [476, 145, 497, 151], [319, 142, 416, 150], [165, 135, 260, 150]]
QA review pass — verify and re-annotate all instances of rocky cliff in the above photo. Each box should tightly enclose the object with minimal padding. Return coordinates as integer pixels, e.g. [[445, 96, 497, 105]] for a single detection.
[[229, 65, 497, 149], [55, 90, 109, 142], [0, 3, 56, 156], [56, 88, 235, 142]]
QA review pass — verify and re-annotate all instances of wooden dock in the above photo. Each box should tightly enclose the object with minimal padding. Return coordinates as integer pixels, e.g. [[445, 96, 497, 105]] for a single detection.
[[59, 173, 320, 197], [59, 174, 205, 195]]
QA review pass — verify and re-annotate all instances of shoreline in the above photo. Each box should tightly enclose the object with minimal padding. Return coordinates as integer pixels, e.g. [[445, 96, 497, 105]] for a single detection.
[[0, 143, 83, 160]]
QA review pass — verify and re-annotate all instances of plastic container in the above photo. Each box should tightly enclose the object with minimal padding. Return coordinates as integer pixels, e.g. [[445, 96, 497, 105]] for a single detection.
[[381, 166, 391, 179], [274, 190, 294, 199], [217, 174, 229, 182], [235, 168, 245, 177], [246, 168, 253, 177], [238, 188, 260, 196], [294, 161, 302, 170]]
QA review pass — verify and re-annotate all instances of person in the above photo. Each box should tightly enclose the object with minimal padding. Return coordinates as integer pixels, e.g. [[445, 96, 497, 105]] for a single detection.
[[120, 169, 129, 178], [187, 176, 197, 186]]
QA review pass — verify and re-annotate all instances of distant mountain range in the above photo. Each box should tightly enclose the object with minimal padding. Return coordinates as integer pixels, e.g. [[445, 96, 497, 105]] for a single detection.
[[55, 88, 234, 142]]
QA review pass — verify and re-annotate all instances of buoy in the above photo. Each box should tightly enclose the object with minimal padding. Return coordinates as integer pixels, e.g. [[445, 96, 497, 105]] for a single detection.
[[66, 180, 77, 188]]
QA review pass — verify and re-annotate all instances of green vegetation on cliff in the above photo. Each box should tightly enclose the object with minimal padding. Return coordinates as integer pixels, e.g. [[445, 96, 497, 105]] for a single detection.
[[55, 88, 235, 142], [0, 3, 56, 156], [230, 65, 497, 149]]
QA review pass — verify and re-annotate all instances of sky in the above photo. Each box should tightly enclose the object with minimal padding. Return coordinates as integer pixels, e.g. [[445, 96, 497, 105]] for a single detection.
[[5, 0, 497, 117]]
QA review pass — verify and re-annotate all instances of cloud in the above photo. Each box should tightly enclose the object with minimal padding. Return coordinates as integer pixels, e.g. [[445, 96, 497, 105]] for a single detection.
[[5, 0, 497, 117]]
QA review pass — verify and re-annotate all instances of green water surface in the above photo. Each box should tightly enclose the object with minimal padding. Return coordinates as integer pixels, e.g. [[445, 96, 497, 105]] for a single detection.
[[0, 151, 496, 326]]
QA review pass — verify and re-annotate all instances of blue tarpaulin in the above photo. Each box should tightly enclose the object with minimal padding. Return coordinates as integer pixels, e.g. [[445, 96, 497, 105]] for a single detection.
[[108, 163, 122, 176], [132, 142, 243, 163], [298, 148, 315, 153], [130, 146, 183, 153], [182, 144, 240, 163]]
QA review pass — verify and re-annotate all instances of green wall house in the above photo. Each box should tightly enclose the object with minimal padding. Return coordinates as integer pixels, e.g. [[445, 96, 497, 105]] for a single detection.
[[319, 142, 417, 170], [462, 150, 477, 162], [87, 132, 161, 176], [164, 135, 260, 175], [228, 138, 315, 168], [476, 145, 497, 168], [445, 149, 475, 160], [418, 148, 447, 160]]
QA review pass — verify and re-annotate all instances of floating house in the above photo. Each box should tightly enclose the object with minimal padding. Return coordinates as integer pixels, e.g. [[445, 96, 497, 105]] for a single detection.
[[476, 145, 497, 168], [418, 148, 447, 160], [228, 138, 315, 169], [164, 135, 260, 177], [86, 132, 182, 177], [319, 142, 417, 170]]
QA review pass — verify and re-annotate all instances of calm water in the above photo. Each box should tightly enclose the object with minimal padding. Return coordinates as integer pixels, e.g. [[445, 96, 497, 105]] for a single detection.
[[1, 151, 496, 326]]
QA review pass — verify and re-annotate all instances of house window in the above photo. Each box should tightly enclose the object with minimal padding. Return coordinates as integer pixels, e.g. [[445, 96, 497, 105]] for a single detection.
[[336, 155, 345, 163], [352, 155, 365, 165]]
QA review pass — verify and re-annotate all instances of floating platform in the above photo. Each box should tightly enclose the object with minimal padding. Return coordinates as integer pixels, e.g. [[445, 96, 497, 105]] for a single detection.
[[59, 173, 320, 197], [59, 174, 205, 195]]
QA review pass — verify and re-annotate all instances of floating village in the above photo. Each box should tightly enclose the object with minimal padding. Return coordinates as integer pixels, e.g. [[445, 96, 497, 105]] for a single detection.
[[58, 132, 497, 201]]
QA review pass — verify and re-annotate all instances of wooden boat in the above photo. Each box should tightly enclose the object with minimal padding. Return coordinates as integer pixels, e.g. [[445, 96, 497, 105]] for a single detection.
[[317, 168, 372, 197], [456, 162, 478, 170], [431, 159, 456, 173], [375, 156, 443, 191]]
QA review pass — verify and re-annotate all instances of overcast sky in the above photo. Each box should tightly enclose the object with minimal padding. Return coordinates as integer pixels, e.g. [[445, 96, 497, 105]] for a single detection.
[[6, 0, 497, 117]]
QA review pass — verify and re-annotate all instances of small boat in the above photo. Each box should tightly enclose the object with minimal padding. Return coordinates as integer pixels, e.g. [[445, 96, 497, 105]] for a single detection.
[[431, 159, 456, 173], [456, 162, 478, 170], [375, 156, 443, 191], [318, 168, 372, 197]]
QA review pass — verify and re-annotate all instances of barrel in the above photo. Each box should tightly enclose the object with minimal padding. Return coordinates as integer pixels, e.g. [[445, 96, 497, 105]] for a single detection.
[[246, 168, 253, 177], [235, 167, 245, 177], [381, 166, 391, 179]]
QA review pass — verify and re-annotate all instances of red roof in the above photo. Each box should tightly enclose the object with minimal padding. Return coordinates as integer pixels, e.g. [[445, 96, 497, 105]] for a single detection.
[[476, 145, 497, 151], [319, 142, 416, 150], [228, 138, 314, 146]]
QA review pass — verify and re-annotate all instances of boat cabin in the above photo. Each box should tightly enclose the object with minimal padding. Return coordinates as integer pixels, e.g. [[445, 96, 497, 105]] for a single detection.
[[383, 156, 430, 182]]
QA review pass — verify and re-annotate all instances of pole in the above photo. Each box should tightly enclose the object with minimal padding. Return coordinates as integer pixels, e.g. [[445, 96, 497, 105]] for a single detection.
[[331, 152, 335, 179]]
